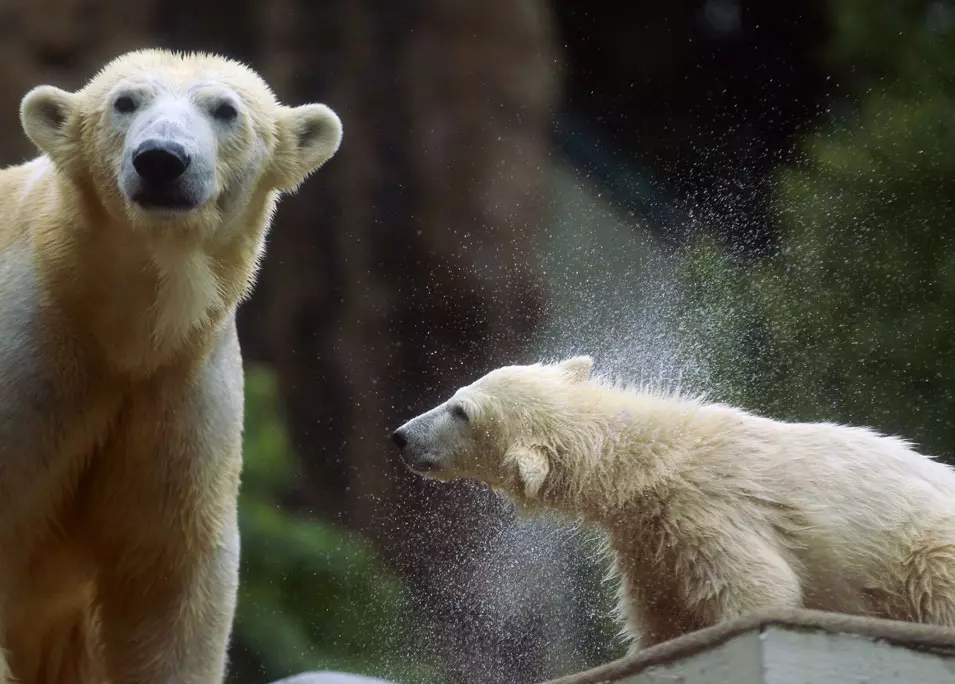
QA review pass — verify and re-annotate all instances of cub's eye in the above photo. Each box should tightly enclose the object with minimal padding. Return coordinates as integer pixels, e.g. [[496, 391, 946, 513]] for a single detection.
[[212, 102, 239, 123], [449, 404, 469, 423], [114, 95, 137, 114]]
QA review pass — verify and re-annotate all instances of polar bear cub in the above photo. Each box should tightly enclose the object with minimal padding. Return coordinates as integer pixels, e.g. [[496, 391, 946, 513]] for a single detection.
[[392, 356, 955, 649]]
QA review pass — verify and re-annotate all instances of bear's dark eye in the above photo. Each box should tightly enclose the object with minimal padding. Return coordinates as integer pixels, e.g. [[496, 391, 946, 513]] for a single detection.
[[449, 404, 469, 423], [114, 95, 137, 114], [212, 102, 238, 123]]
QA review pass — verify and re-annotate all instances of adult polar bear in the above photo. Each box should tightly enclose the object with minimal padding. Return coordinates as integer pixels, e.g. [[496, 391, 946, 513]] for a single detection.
[[0, 50, 341, 682], [392, 357, 955, 650]]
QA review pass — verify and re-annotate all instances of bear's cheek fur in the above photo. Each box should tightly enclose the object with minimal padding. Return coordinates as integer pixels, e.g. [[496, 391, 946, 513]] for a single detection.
[[70, 114, 136, 211], [420, 427, 479, 480], [216, 132, 270, 199], [456, 430, 508, 485], [424, 432, 464, 475], [63, 146, 120, 218]]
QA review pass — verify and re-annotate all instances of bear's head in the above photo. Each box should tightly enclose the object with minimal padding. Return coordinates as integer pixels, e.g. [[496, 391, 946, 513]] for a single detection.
[[390, 356, 595, 500], [18, 49, 342, 239]]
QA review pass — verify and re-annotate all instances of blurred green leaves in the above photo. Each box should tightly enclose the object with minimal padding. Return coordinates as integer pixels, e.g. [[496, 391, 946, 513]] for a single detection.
[[228, 365, 440, 684], [825, 0, 955, 97], [680, 0, 955, 461]]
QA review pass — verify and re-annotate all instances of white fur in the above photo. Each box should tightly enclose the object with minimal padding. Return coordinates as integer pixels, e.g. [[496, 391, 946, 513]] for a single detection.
[[0, 48, 342, 683], [16, 157, 49, 203], [395, 356, 955, 650], [149, 241, 222, 349]]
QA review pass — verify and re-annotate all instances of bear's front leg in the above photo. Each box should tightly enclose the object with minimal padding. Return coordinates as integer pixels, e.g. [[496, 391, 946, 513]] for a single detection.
[[672, 522, 804, 634], [96, 507, 240, 683], [86, 327, 245, 683], [620, 518, 804, 650]]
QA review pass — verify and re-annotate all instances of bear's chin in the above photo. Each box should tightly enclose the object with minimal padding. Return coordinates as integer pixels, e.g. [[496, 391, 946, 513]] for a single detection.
[[124, 200, 219, 234], [404, 462, 456, 483], [133, 192, 200, 212]]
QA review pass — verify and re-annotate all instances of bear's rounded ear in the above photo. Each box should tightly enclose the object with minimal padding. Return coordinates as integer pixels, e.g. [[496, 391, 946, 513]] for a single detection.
[[504, 445, 551, 499], [20, 86, 78, 161], [558, 355, 593, 383], [272, 103, 343, 192]]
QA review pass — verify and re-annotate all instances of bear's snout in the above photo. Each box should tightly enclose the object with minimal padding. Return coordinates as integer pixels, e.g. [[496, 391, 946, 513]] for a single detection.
[[133, 140, 191, 185], [127, 136, 207, 211], [390, 425, 443, 475]]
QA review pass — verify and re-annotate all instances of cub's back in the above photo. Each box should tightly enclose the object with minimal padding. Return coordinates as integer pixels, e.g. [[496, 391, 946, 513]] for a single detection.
[[697, 406, 955, 565]]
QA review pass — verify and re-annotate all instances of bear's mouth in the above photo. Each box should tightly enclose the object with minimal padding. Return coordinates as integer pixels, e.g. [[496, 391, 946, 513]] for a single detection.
[[133, 189, 201, 211], [398, 448, 443, 475]]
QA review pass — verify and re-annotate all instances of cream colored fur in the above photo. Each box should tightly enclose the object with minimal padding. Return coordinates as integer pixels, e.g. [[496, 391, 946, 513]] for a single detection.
[[393, 356, 955, 651], [0, 49, 342, 683]]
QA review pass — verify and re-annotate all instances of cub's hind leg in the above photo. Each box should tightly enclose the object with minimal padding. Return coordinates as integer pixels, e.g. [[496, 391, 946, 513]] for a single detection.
[[895, 526, 955, 627]]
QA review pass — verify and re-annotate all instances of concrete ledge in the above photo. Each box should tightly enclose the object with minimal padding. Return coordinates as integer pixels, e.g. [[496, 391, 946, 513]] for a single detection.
[[541, 609, 955, 684]]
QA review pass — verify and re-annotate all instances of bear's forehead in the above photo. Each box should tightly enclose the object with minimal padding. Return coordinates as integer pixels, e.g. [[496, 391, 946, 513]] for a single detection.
[[470, 367, 551, 394], [83, 50, 276, 104]]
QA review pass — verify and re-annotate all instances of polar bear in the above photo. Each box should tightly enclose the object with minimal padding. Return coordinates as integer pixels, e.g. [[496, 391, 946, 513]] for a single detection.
[[391, 356, 955, 650], [0, 50, 341, 683]]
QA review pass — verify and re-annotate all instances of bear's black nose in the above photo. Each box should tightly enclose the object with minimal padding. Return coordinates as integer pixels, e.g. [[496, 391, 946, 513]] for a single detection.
[[391, 428, 408, 450], [133, 140, 191, 184]]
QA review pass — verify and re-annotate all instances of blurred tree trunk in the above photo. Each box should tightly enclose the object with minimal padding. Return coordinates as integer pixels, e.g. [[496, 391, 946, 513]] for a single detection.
[[0, 0, 156, 163]]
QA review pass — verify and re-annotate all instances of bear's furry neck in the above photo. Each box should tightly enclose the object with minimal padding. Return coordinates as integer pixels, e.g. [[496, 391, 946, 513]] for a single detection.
[[30, 161, 273, 377], [524, 385, 736, 523]]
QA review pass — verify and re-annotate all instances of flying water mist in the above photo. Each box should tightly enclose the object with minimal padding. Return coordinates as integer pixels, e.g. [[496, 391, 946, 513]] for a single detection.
[[437, 158, 718, 683]]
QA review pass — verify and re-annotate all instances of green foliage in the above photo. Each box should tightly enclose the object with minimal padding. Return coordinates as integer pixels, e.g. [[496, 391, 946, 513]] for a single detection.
[[679, 0, 955, 460], [825, 0, 955, 96], [229, 364, 440, 684]]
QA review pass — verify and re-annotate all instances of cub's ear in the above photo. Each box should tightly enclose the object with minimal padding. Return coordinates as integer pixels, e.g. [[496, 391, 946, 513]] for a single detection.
[[558, 355, 593, 383], [504, 445, 551, 499], [272, 103, 343, 192], [20, 86, 78, 161]]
